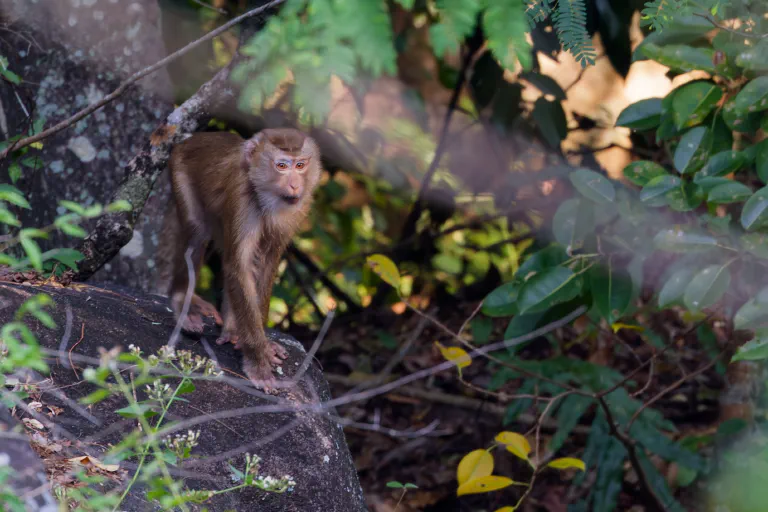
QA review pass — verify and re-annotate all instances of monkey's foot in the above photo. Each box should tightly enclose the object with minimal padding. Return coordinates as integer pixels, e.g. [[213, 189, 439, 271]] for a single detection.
[[242, 358, 279, 393], [191, 295, 223, 326], [215, 331, 241, 349], [179, 313, 205, 334], [266, 341, 288, 365]]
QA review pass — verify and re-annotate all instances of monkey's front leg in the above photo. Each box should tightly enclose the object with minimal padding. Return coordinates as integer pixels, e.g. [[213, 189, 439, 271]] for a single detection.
[[223, 247, 282, 390]]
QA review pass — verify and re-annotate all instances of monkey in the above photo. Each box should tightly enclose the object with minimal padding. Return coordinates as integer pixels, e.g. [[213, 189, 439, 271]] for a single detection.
[[163, 128, 322, 389]]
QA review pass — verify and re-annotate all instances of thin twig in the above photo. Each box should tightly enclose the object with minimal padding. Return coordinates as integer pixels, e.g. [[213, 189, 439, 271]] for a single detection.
[[68, 323, 86, 379], [291, 307, 335, 384], [694, 12, 768, 39], [0, 0, 285, 159]]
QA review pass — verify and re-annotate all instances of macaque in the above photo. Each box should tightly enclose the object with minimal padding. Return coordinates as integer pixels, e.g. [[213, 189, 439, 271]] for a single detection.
[[164, 128, 322, 388]]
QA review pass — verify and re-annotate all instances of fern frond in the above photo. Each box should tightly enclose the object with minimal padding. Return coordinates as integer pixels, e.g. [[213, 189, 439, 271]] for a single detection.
[[429, 0, 482, 57], [640, 0, 692, 32], [526, 0, 554, 28], [483, 0, 533, 70], [552, 0, 596, 67]]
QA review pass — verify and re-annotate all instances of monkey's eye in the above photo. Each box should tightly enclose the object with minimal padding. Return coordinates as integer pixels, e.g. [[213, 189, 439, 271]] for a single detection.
[[276, 162, 288, 170], [296, 161, 305, 169]]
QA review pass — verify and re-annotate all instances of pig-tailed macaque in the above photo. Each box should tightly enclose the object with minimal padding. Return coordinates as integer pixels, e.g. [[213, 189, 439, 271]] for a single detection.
[[163, 128, 321, 388]]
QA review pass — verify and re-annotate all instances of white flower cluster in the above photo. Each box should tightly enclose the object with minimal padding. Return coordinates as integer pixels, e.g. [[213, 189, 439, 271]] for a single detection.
[[163, 429, 201, 459], [146, 380, 172, 402]]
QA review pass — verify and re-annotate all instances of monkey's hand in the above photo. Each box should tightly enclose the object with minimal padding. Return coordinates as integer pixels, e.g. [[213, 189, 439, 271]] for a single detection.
[[215, 331, 240, 348], [191, 295, 223, 326]]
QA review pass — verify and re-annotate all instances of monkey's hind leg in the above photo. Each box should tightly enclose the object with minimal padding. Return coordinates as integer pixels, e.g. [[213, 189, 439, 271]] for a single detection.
[[215, 287, 240, 348]]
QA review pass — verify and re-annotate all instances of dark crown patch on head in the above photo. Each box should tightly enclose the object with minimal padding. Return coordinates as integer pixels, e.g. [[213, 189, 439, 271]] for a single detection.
[[266, 129, 306, 153]]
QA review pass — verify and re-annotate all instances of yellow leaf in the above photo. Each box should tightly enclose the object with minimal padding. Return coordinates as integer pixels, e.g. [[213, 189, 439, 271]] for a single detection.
[[435, 342, 471, 369], [495, 431, 531, 461], [610, 322, 644, 334], [546, 457, 586, 471], [494, 507, 516, 512], [366, 254, 401, 289], [456, 449, 493, 485], [457, 475, 515, 496], [30, 142, 44, 149]]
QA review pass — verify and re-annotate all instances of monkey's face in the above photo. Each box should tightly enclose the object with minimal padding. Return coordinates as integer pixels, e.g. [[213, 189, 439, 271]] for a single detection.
[[245, 129, 322, 211]]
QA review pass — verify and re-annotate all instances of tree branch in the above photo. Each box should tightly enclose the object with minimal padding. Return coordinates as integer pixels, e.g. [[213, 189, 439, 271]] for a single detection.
[[0, 0, 285, 160]]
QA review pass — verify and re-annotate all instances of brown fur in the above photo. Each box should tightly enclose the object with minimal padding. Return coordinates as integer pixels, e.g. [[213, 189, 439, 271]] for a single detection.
[[164, 129, 322, 389]]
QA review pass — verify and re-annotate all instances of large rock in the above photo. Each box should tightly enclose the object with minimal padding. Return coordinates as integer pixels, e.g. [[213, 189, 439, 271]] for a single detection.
[[0, 0, 174, 294], [0, 280, 366, 511]]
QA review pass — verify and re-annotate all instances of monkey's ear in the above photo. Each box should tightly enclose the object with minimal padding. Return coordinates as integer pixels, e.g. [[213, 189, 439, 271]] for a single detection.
[[300, 134, 315, 154], [243, 133, 265, 161]]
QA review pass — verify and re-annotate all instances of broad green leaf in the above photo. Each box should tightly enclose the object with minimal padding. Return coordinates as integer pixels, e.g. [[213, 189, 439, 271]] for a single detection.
[[654, 229, 717, 253], [457, 449, 493, 486], [616, 98, 663, 131], [673, 126, 708, 174], [483, 0, 532, 70], [547, 457, 586, 471], [671, 81, 722, 130], [435, 342, 471, 369], [683, 265, 731, 311], [666, 182, 704, 212], [732, 334, 768, 362], [532, 97, 567, 149], [504, 310, 546, 342], [495, 431, 531, 461], [0, 207, 20, 227], [639, 43, 716, 74], [734, 298, 768, 331], [707, 181, 752, 204], [367, 254, 401, 290], [47, 248, 84, 270], [552, 198, 594, 247], [8, 163, 21, 183], [20, 238, 42, 271], [569, 169, 615, 204], [519, 72, 566, 100], [516, 245, 568, 278], [457, 475, 515, 496], [756, 140, 768, 184], [106, 199, 133, 213], [0, 184, 30, 209], [743, 233, 768, 259], [696, 150, 746, 179], [741, 186, 768, 231], [589, 265, 633, 324], [518, 267, 578, 313], [622, 161, 668, 187], [80, 389, 111, 405], [658, 267, 697, 308], [58, 222, 87, 238], [640, 175, 681, 202], [59, 200, 86, 215], [693, 176, 732, 192], [177, 380, 196, 395], [733, 76, 768, 115], [482, 282, 519, 317], [723, 95, 762, 133]]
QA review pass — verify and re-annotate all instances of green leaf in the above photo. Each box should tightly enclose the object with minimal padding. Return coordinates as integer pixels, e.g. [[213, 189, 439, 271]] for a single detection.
[[59, 200, 86, 215], [386, 481, 404, 489], [470, 316, 493, 344], [80, 389, 112, 405], [8, 162, 21, 183], [393, 0, 414, 8], [733, 76, 768, 116], [734, 297, 768, 331], [741, 186, 768, 231], [653, 229, 717, 253], [504, 310, 546, 342], [640, 175, 681, 202], [20, 238, 42, 271], [666, 182, 704, 212], [177, 380, 196, 395], [46, 248, 84, 270], [622, 161, 668, 187], [569, 169, 615, 204], [518, 266, 579, 313], [532, 97, 567, 149], [723, 95, 762, 133], [683, 265, 731, 311], [732, 334, 768, 362], [483, 0, 532, 70], [658, 267, 697, 308], [756, 140, 768, 184], [517, 245, 568, 278], [589, 264, 633, 324], [0, 67, 21, 85], [106, 200, 133, 213], [552, 198, 594, 247], [429, 0, 482, 58], [743, 233, 768, 259], [616, 98, 663, 131], [404, 483, 418, 489], [0, 207, 20, 227], [639, 43, 716, 74], [481, 282, 519, 317], [115, 403, 158, 419], [707, 181, 752, 204], [695, 150, 747, 181], [673, 126, 709, 174], [671, 81, 722, 129], [0, 184, 30, 209]]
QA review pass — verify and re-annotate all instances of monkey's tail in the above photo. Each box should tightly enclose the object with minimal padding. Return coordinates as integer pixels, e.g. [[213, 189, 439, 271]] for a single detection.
[[155, 200, 180, 296]]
